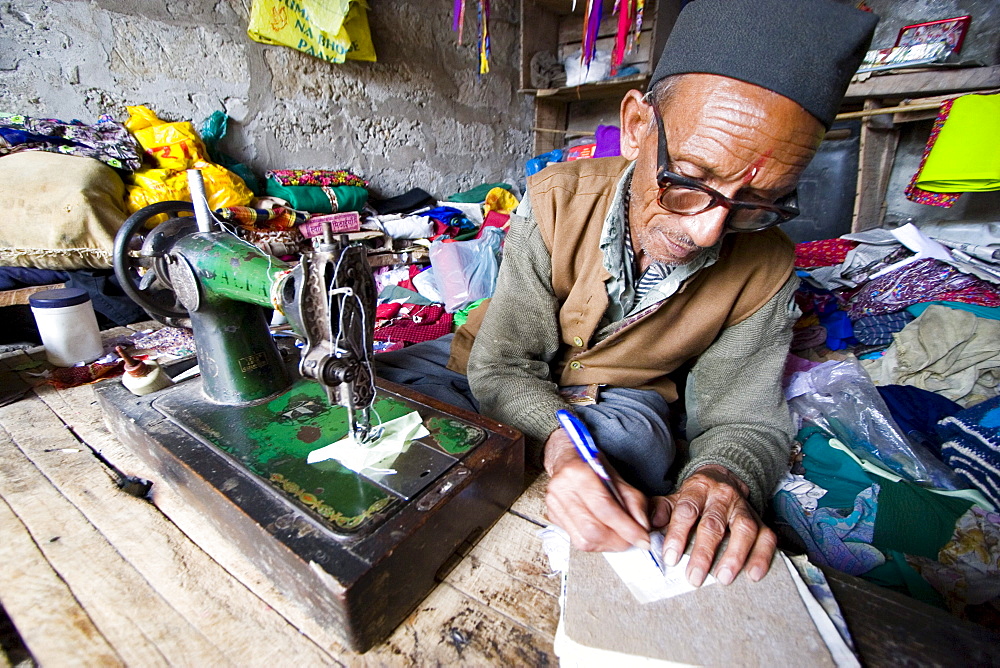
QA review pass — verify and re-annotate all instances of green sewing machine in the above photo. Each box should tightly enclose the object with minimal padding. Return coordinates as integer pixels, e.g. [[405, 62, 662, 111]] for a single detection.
[[95, 171, 523, 652]]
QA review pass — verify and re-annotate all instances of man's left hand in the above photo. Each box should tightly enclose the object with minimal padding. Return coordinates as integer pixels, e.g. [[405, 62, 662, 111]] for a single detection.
[[649, 464, 776, 587]]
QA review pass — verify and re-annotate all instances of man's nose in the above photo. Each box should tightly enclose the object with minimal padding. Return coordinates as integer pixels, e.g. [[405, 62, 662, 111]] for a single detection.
[[679, 206, 729, 248]]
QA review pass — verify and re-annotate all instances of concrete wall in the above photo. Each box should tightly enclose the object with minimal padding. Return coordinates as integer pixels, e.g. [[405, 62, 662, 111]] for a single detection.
[[0, 0, 535, 199]]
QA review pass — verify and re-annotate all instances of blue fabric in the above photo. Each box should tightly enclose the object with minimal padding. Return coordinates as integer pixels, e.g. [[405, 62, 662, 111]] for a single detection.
[[937, 395, 1000, 508], [774, 485, 884, 575], [373, 334, 479, 414], [818, 309, 856, 350], [0, 267, 70, 291], [853, 311, 915, 346], [423, 206, 476, 231], [878, 385, 963, 459], [526, 150, 564, 176]]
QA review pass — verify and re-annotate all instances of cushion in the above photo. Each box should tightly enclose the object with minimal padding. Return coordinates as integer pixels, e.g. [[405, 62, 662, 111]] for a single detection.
[[0, 151, 129, 269]]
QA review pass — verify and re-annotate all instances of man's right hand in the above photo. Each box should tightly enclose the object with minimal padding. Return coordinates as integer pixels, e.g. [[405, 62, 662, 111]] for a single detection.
[[543, 427, 652, 552]]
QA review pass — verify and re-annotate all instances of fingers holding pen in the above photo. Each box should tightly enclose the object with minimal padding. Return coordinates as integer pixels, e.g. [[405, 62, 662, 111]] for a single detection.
[[546, 459, 650, 552]]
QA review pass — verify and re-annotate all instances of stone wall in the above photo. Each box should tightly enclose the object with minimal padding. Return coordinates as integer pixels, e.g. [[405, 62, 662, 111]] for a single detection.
[[0, 0, 534, 198]]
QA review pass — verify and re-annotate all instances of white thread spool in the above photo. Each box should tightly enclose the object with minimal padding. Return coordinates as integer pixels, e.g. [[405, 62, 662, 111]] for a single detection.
[[29, 287, 104, 367]]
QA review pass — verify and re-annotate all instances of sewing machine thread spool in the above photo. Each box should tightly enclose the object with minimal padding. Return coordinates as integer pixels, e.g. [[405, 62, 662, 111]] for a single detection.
[[29, 287, 104, 367]]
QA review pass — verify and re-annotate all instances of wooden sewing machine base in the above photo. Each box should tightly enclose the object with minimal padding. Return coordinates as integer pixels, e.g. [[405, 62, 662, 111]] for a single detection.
[[95, 372, 524, 652]]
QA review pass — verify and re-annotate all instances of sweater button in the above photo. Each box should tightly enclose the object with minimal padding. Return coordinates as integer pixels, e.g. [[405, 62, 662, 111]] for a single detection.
[[572, 336, 584, 347], [569, 361, 582, 370]]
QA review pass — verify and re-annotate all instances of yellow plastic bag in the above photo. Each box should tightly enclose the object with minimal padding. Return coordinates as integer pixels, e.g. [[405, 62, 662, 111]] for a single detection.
[[344, 2, 376, 62], [124, 106, 253, 217], [247, 0, 375, 64], [126, 105, 209, 170], [126, 162, 254, 215]]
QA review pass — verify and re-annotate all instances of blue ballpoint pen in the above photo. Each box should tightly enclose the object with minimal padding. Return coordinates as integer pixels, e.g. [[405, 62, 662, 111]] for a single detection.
[[555, 409, 660, 567]]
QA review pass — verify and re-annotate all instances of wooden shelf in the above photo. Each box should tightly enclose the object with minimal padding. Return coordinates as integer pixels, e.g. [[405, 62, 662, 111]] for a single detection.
[[521, 0, 679, 154], [532, 74, 650, 102], [845, 65, 1000, 101]]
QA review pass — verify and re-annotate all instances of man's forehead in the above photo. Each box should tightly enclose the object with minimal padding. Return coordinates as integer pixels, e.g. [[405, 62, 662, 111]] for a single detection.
[[657, 74, 822, 184]]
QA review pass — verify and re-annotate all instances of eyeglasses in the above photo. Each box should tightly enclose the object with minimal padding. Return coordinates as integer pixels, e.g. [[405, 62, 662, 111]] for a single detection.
[[650, 103, 800, 233]]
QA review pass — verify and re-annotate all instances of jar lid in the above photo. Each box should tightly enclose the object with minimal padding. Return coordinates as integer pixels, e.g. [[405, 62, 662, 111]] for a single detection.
[[28, 287, 91, 308]]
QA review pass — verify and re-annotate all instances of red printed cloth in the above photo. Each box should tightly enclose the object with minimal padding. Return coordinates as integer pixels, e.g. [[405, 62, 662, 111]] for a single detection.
[[795, 238, 857, 268], [396, 264, 426, 292], [46, 360, 124, 389], [904, 98, 962, 208], [374, 303, 453, 344]]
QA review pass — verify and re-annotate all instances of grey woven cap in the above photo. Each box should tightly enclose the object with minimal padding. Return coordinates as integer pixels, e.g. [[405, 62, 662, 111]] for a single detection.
[[648, 0, 878, 128]]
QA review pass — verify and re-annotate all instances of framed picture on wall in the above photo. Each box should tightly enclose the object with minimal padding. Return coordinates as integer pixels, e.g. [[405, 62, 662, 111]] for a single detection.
[[895, 16, 972, 55]]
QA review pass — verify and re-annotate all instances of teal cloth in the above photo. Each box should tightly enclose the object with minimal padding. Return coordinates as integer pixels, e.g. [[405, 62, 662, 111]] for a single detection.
[[264, 182, 367, 214], [445, 182, 512, 204], [795, 425, 971, 609], [799, 425, 874, 509], [871, 479, 972, 560], [378, 285, 432, 305], [907, 300, 1000, 321]]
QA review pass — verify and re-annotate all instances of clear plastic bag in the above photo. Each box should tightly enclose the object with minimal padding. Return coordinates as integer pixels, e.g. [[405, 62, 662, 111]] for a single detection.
[[786, 358, 966, 490], [428, 226, 503, 313]]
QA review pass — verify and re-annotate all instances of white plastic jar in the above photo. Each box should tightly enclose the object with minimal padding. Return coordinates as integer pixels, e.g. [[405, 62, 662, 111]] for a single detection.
[[29, 287, 104, 367]]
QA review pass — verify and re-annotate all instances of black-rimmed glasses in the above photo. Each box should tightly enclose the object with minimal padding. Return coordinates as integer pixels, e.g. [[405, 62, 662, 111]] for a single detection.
[[650, 103, 800, 232]]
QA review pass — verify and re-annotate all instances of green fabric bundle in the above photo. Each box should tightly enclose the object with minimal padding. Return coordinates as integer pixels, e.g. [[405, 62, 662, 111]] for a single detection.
[[264, 181, 368, 214], [916, 94, 1000, 193]]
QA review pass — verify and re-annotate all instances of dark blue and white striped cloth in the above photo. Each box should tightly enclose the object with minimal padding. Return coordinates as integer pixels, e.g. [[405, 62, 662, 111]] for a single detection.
[[937, 395, 1000, 508]]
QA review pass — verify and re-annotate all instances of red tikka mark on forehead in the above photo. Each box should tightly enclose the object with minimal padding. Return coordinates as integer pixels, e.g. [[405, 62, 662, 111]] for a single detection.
[[743, 152, 772, 185]]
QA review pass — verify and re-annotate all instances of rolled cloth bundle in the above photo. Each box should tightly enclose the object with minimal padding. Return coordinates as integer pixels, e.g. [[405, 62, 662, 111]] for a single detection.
[[648, 0, 878, 128]]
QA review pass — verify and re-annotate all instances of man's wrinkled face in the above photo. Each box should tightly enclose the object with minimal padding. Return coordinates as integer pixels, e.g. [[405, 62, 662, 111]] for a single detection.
[[620, 74, 824, 267]]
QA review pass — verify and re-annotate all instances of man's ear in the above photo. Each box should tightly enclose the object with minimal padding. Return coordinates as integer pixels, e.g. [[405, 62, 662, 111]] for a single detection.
[[620, 89, 648, 161]]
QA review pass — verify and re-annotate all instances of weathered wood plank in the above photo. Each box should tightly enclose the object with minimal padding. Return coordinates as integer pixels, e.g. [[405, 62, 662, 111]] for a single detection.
[[845, 65, 1000, 101], [363, 582, 555, 666], [0, 493, 122, 668], [0, 394, 339, 665], [0, 401, 234, 667], [31, 380, 554, 660], [510, 471, 548, 525], [444, 512, 560, 637], [30, 380, 374, 652]]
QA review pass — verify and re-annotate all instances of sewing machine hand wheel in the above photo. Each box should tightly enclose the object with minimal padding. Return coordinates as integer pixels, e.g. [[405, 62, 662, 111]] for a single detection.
[[113, 200, 198, 328]]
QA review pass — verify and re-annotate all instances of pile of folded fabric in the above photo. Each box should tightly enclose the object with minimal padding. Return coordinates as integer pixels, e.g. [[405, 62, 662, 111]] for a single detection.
[[775, 220, 1000, 626]]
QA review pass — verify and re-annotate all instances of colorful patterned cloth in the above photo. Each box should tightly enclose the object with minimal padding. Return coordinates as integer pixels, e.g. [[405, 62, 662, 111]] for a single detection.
[[264, 169, 368, 188], [795, 238, 857, 268], [904, 98, 962, 208], [0, 111, 143, 171], [906, 506, 1000, 616], [848, 259, 1000, 320], [774, 484, 885, 576]]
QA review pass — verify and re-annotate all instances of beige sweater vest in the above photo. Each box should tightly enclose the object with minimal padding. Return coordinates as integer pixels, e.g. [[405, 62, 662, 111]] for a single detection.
[[450, 156, 795, 402]]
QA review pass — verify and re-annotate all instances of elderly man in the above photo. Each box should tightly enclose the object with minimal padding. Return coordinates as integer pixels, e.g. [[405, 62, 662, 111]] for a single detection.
[[379, 0, 876, 586]]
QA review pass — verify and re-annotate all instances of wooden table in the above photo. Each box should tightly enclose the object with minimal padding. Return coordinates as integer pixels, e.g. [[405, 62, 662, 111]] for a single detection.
[[0, 323, 559, 666], [2, 323, 998, 666]]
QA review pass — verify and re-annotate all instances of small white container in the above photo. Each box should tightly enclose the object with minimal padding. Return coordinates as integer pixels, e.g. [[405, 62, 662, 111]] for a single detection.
[[29, 287, 104, 367]]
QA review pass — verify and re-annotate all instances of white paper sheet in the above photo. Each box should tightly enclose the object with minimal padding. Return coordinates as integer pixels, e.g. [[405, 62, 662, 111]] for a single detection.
[[305, 410, 429, 474]]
